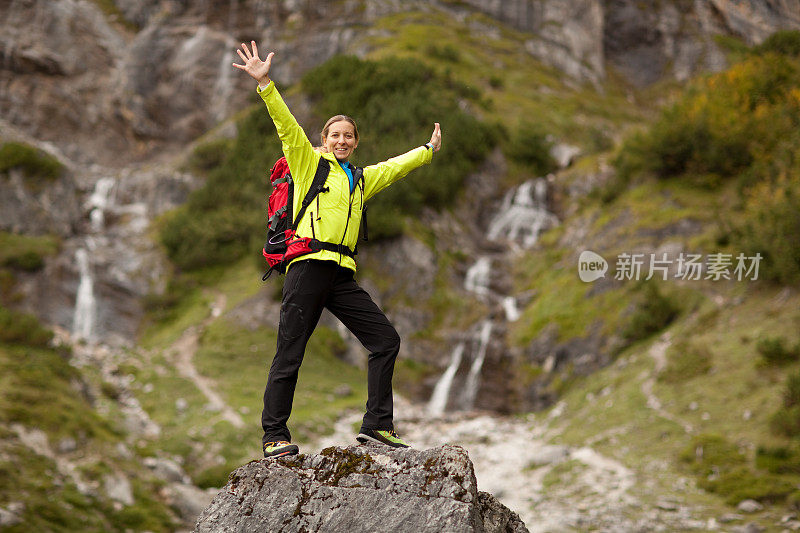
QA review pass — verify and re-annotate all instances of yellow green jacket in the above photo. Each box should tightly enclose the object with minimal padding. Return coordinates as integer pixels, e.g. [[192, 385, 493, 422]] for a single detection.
[[258, 82, 433, 272]]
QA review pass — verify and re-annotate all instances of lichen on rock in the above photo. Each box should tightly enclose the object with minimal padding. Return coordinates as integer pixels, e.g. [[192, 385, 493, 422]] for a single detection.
[[194, 443, 528, 533]]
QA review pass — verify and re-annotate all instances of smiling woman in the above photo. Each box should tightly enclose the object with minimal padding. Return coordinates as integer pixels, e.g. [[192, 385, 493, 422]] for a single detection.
[[232, 41, 441, 458], [321, 114, 359, 161]]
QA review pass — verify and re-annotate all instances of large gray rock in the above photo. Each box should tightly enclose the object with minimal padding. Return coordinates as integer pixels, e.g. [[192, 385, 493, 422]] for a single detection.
[[194, 444, 528, 533]]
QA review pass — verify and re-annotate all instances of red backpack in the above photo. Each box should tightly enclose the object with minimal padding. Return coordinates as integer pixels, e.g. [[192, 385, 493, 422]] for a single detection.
[[261, 156, 367, 280]]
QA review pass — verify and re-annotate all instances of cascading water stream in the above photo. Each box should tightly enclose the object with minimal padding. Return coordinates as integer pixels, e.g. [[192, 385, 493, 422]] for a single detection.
[[89, 177, 115, 232], [487, 177, 558, 248], [72, 247, 96, 342], [502, 296, 521, 322], [428, 177, 558, 414], [72, 177, 116, 342], [427, 343, 464, 416], [463, 320, 492, 409], [464, 256, 492, 299]]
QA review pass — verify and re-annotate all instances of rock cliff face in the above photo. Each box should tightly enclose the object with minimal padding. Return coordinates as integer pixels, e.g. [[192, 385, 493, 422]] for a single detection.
[[458, 0, 800, 85], [194, 444, 528, 533], [4, 0, 799, 171]]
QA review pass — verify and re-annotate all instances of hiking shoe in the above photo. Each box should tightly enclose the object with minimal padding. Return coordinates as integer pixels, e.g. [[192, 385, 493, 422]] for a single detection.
[[263, 441, 299, 458], [356, 428, 410, 448]]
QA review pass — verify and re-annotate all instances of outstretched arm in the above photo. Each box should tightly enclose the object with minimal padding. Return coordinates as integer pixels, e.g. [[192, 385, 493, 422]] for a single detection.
[[363, 123, 443, 201], [232, 42, 316, 184], [232, 41, 273, 87]]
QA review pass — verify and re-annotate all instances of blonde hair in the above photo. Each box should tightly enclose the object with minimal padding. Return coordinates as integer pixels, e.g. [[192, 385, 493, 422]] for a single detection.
[[320, 115, 359, 145]]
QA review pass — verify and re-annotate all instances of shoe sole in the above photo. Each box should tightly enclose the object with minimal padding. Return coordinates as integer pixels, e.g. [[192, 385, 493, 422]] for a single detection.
[[356, 433, 408, 448], [264, 448, 299, 458], [264, 451, 295, 458]]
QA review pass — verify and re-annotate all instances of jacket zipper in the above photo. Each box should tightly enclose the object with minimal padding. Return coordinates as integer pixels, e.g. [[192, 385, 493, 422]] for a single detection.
[[337, 173, 355, 264]]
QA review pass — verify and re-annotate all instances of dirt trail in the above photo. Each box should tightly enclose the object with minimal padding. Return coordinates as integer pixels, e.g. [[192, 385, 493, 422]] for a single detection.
[[170, 293, 245, 429], [313, 399, 642, 532], [641, 332, 694, 434]]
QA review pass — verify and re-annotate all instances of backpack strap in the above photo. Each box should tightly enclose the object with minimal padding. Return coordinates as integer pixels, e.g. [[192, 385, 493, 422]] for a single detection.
[[273, 174, 292, 186], [267, 204, 288, 231], [354, 166, 368, 242], [292, 158, 331, 231], [310, 241, 357, 258]]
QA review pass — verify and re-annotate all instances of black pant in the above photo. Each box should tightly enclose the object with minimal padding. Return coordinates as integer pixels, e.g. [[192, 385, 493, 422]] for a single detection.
[[261, 259, 401, 444]]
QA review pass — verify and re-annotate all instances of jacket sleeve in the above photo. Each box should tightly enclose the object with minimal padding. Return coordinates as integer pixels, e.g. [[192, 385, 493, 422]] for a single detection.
[[362, 145, 433, 202], [257, 82, 318, 186]]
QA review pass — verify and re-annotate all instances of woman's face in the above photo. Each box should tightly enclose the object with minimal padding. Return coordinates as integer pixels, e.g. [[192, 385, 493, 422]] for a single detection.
[[323, 120, 358, 161]]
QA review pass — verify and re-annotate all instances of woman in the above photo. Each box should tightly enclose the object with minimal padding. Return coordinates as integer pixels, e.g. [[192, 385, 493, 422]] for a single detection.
[[233, 41, 442, 457]]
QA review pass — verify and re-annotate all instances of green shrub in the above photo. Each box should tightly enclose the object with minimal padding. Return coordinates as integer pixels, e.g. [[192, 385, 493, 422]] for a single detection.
[[658, 339, 713, 383], [701, 465, 797, 505], [0, 306, 53, 347], [0, 231, 59, 272], [772, 372, 800, 437], [614, 53, 800, 185], [680, 434, 796, 505], [0, 142, 64, 183], [736, 173, 800, 285], [488, 75, 504, 89], [679, 433, 744, 472], [773, 405, 800, 437], [142, 275, 198, 323], [504, 121, 557, 176], [757, 335, 800, 366], [302, 55, 497, 239], [756, 446, 800, 474], [425, 43, 461, 63], [756, 30, 800, 57], [193, 462, 232, 489], [159, 107, 280, 270], [189, 138, 232, 172], [621, 282, 680, 344]]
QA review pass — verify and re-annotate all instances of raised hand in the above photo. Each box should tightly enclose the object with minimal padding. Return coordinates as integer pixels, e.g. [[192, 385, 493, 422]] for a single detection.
[[232, 41, 274, 86], [429, 123, 442, 152]]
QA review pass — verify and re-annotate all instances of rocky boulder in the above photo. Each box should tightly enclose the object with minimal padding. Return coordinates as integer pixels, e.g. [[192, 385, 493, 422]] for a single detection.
[[194, 443, 528, 533]]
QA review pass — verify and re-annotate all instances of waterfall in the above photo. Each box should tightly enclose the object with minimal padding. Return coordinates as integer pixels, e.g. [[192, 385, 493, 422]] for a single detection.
[[464, 256, 492, 298], [502, 296, 521, 322], [88, 177, 115, 232], [73, 177, 115, 342], [427, 343, 464, 416], [464, 321, 492, 409], [487, 177, 558, 248], [428, 177, 558, 414], [73, 248, 96, 342]]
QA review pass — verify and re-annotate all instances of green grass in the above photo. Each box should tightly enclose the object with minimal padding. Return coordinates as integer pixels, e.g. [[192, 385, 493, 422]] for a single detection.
[[139, 258, 266, 349], [0, 231, 59, 272], [509, 247, 632, 346], [539, 283, 800, 521], [658, 338, 713, 383], [360, 9, 650, 153], [0, 319, 179, 532], [132, 255, 371, 488], [0, 343, 118, 441], [0, 306, 54, 346], [0, 142, 64, 189], [139, 282, 212, 349], [131, 316, 368, 488], [195, 318, 366, 444]]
